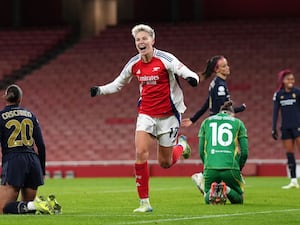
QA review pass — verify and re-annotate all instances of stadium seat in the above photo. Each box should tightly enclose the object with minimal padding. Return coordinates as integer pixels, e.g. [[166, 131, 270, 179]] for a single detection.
[[9, 19, 300, 162]]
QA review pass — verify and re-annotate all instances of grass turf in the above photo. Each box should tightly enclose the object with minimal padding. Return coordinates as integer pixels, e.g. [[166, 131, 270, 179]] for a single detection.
[[0, 177, 299, 225]]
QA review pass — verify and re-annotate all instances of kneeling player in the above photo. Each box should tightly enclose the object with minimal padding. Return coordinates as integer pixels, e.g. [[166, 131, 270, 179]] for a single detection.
[[197, 101, 248, 204]]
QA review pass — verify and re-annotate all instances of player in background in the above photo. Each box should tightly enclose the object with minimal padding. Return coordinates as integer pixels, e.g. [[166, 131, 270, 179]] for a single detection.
[[181, 55, 246, 191], [272, 69, 300, 189], [0, 84, 61, 215], [90, 24, 199, 212], [198, 101, 248, 204], [182, 55, 246, 125]]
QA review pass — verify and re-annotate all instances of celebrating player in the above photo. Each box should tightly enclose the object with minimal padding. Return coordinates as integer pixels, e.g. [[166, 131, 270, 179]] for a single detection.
[[272, 69, 300, 189], [90, 24, 199, 212], [198, 101, 248, 204], [0, 84, 61, 214]]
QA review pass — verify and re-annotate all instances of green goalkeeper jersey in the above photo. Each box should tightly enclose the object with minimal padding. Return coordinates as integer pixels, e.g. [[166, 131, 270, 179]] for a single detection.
[[198, 112, 248, 170]]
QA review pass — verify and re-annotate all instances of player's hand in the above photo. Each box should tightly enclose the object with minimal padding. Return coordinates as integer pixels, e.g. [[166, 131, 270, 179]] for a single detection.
[[272, 129, 278, 140], [90, 86, 100, 97], [240, 103, 246, 112], [181, 118, 193, 127], [186, 77, 198, 87]]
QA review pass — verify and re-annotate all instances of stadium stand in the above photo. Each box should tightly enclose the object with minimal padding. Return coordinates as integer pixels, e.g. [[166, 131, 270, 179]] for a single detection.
[[2, 18, 300, 176], [0, 28, 72, 81]]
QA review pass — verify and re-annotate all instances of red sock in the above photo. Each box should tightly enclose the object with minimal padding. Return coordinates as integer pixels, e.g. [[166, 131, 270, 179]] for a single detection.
[[134, 161, 149, 199], [171, 145, 183, 165]]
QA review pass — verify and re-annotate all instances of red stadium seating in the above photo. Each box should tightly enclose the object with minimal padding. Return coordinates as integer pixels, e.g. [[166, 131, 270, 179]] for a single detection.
[[10, 19, 300, 166], [0, 28, 70, 80]]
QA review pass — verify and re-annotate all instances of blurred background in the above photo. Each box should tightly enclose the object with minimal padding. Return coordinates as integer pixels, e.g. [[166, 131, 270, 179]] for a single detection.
[[0, 0, 300, 177]]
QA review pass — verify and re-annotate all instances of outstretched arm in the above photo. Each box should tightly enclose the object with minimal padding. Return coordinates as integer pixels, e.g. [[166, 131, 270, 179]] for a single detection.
[[90, 71, 132, 97], [90, 60, 134, 97], [190, 97, 209, 123], [234, 103, 246, 113]]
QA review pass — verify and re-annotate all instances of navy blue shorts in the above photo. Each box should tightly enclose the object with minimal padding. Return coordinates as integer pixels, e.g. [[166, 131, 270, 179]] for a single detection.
[[1, 153, 44, 189], [281, 128, 300, 140]]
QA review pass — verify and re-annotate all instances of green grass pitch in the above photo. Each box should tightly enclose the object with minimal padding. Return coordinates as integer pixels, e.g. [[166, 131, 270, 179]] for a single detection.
[[0, 177, 300, 225]]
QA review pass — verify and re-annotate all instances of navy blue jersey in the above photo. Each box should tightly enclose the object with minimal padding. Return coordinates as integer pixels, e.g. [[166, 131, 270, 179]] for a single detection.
[[0, 105, 46, 174], [272, 87, 300, 130], [190, 76, 245, 123], [208, 76, 230, 114]]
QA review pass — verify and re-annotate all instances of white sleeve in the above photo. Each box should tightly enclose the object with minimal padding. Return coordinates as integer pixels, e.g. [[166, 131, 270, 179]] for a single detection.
[[169, 53, 199, 83], [98, 62, 133, 95]]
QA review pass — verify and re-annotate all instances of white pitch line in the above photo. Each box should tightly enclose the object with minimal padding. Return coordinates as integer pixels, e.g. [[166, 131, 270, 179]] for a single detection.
[[117, 208, 300, 225]]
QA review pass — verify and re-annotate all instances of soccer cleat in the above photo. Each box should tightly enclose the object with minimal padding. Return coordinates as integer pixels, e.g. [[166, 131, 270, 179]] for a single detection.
[[47, 194, 62, 214], [133, 199, 153, 213], [218, 181, 227, 204], [34, 196, 55, 215], [282, 181, 300, 189], [191, 172, 204, 195], [209, 182, 218, 204], [209, 182, 227, 205], [178, 135, 191, 159]]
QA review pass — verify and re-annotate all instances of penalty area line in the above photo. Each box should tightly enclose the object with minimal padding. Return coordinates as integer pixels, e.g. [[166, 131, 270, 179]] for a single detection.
[[117, 208, 300, 225]]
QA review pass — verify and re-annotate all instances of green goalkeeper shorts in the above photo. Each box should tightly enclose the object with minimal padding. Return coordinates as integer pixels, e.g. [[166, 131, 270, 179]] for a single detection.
[[203, 169, 245, 195]]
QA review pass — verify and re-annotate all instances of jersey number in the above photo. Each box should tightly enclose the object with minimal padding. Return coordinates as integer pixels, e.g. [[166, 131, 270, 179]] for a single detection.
[[209, 122, 233, 147], [5, 119, 34, 148]]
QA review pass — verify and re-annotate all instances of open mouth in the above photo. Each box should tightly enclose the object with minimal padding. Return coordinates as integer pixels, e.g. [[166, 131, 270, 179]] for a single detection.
[[139, 46, 146, 51]]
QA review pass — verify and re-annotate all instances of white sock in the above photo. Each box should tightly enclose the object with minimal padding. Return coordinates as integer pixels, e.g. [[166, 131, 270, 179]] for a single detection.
[[291, 178, 298, 184], [141, 198, 150, 204], [27, 201, 36, 210]]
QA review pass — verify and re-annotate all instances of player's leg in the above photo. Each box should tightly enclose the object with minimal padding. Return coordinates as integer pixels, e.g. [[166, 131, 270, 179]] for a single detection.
[[21, 187, 37, 201], [281, 128, 299, 188], [282, 138, 299, 189], [157, 145, 173, 168], [0, 186, 52, 215], [3, 194, 55, 214], [157, 115, 191, 168], [3, 154, 55, 214], [203, 169, 220, 204], [2, 186, 37, 214], [133, 130, 154, 213], [0, 184, 19, 214], [0, 157, 22, 214], [221, 170, 244, 204], [191, 172, 205, 195]]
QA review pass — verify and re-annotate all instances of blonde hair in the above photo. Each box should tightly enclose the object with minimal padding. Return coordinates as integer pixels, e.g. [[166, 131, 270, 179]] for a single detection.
[[131, 24, 155, 39]]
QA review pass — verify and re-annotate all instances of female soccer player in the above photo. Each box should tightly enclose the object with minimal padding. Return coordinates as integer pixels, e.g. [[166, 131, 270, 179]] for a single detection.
[[272, 69, 300, 189], [0, 84, 61, 214], [182, 55, 245, 127], [90, 24, 199, 212], [199, 101, 248, 204]]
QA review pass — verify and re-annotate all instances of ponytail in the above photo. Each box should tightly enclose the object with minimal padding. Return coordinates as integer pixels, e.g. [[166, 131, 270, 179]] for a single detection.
[[5, 84, 23, 104], [202, 55, 224, 79]]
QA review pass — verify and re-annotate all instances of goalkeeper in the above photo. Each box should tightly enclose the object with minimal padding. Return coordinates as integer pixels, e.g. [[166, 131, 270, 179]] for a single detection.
[[198, 101, 248, 204]]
